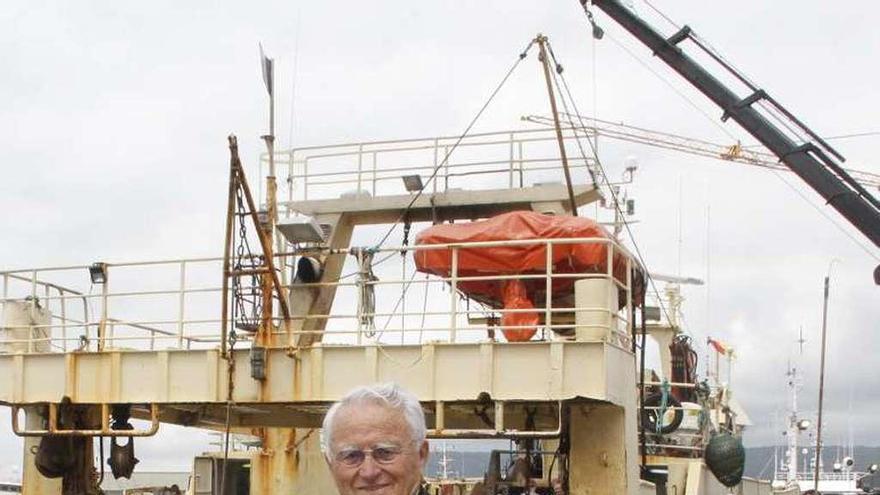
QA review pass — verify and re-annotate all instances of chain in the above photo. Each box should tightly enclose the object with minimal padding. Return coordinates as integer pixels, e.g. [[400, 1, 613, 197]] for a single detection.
[[231, 187, 263, 332]]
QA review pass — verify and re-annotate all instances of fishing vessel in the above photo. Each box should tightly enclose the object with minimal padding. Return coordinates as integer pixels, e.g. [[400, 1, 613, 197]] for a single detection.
[[1, 1, 878, 494], [770, 355, 873, 494]]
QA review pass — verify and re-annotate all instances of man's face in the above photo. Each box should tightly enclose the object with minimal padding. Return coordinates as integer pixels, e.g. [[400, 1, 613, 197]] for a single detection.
[[327, 402, 429, 495]]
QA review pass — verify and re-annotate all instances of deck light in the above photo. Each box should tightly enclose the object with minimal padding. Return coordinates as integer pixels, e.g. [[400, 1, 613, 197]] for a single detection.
[[402, 175, 423, 193], [89, 262, 108, 284], [797, 419, 811, 431], [276, 216, 326, 244]]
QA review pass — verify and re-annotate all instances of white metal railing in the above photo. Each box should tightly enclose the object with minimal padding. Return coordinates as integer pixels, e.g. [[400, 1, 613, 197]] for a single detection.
[[260, 128, 599, 204], [0, 236, 639, 354]]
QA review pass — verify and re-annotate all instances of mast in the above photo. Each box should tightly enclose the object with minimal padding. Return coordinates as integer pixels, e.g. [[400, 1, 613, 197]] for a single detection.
[[814, 273, 831, 492], [786, 363, 799, 484]]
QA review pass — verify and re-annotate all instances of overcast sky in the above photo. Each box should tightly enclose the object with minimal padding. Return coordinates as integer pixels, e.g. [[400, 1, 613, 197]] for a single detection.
[[2, 0, 879, 482]]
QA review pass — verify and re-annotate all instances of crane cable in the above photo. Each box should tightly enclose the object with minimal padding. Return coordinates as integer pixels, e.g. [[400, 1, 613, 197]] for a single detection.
[[591, 2, 879, 261], [370, 39, 537, 251]]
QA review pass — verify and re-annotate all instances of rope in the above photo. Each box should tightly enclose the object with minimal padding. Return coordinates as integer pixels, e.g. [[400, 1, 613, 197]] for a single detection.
[[370, 39, 537, 250], [355, 248, 379, 336], [656, 379, 671, 434]]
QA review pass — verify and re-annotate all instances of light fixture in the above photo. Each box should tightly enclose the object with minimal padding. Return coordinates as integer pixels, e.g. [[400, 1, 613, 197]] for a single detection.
[[402, 175, 423, 193], [89, 262, 108, 284], [869, 463, 878, 474], [797, 419, 811, 431], [276, 215, 326, 244]]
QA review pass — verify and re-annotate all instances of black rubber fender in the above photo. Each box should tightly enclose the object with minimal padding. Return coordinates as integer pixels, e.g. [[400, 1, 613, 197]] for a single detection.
[[641, 392, 684, 435]]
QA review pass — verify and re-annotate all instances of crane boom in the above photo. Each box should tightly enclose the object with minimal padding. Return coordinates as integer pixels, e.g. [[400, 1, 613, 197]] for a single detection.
[[524, 115, 880, 189], [583, 0, 880, 249]]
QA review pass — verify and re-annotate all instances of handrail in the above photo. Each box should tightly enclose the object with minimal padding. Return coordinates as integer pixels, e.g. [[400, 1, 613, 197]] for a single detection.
[[0, 236, 639, 354], [261, 126, 602, 202]]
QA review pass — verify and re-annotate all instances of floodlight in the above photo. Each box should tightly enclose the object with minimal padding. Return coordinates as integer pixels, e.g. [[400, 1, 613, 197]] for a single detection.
[[797, 419, 811, 431], [89, 262, 108, 284], [276, 216, 326, 244], [869, 464, 878, 474], [402, 175, 424, 193]]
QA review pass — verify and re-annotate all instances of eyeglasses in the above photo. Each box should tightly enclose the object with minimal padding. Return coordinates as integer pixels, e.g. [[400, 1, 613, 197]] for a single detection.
[[333, 445, 405, 467]]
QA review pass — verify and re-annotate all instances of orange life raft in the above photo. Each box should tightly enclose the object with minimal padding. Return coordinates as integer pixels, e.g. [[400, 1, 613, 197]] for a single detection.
[[414, 211, 644, 342]]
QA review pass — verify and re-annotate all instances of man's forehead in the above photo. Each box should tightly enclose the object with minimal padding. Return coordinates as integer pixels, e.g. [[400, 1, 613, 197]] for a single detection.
[[331, 402, 411, 441]]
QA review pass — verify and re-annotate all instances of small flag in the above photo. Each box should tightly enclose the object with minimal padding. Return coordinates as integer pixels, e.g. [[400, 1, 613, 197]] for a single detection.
[[259, 43, 274, 96], [708, 337, 733, 356]]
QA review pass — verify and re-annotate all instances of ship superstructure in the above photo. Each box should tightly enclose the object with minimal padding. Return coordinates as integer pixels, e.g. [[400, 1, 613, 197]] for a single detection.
[[0, 124, 776, 494]]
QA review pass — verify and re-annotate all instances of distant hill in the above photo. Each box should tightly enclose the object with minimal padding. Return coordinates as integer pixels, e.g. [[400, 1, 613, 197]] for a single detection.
[[425, 446, 880, 481]]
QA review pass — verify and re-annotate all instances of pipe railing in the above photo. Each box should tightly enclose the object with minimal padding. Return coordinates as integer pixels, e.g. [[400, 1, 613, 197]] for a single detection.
[[261, 127, 601, 202], [0, 236, 640, 354]]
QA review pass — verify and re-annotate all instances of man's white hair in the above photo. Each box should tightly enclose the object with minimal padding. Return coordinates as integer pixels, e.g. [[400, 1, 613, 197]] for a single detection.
[[321, 382, 426, 458]]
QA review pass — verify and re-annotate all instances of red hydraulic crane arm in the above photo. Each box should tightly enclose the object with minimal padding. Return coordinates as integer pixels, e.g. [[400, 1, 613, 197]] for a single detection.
[[582, 0, 880, 251]]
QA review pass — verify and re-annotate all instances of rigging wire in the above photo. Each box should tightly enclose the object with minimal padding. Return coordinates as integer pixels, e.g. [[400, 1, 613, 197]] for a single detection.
[[743, 130, 880, 148], [545, 40, 680, 333], [640, 0, 680, 30], [601, 31, 739, 143], [769, 169, 880, 262], [584, 7, 879, 260], [543, 43, 598, 187], [370, 39, 537, 250]]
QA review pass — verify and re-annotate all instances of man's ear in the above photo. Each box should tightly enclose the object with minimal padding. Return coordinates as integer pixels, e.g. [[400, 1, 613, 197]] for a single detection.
[[418, 440, 430, 467]]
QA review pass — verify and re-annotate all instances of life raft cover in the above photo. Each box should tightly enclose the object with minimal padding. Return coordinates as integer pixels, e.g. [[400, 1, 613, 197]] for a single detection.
[[414, 211, 645, 317]]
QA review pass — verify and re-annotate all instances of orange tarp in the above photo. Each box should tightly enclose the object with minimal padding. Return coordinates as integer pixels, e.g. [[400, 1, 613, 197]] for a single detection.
[[414, 211, 645, 340]]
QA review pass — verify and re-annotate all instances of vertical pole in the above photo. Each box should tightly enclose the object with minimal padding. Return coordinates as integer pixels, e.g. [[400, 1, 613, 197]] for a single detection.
[[178, 261, 187, 349], [814, 275, 830, 492], [449, 248, 458, 343], [508, 132, 515, 188], [29, 270, 36, 353], [221, 137, 238, 359], [536, 34, 578, 217], [99, 269, 108, 352], [545, 241, 553, 335], [60, 288, 68, 352], [261, 61, 281, 349], [638, 305, 647, 469]]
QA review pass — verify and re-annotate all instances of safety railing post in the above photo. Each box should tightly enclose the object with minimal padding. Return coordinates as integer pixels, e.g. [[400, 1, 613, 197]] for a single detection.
[[508, 133, 515, 188], [443, 146, 450, 191], [371, 151, 378, 196], [1, 274, 7, 350], [356, 250, 363, 346], [177, 261, 187, 349], [356, 143, 364, 193], [432, 138, 440, 194], [287, 150, 295, 202], [59, 287, 68, 352], [449, 247, 459, 343], [303, 157, 309, 200], [626, 255, 633, 339], [545, 241, 553, 335], [29, 270, 36, 353], [606, 240, 614, 333], [99, 267, 109, 352], [517, 141, 524, 187]]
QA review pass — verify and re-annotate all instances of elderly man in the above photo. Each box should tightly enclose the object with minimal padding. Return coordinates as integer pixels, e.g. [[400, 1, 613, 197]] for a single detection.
[[322, 383, 430, 495]]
